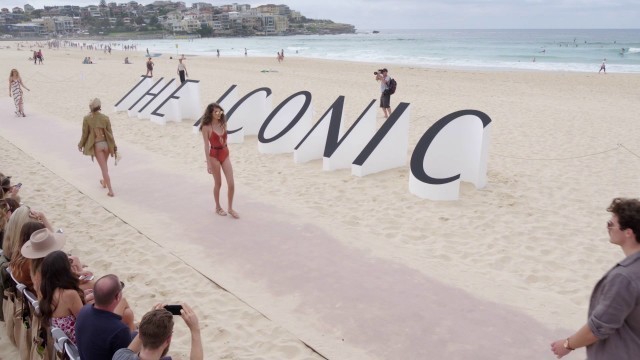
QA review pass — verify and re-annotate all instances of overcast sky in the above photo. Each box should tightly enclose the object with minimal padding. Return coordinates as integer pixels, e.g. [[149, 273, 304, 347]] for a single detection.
[[4, 0, 639, 29]]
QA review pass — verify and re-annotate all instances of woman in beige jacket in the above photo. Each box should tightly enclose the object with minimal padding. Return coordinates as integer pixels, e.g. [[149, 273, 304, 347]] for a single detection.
[[77, 98, 117, 197]]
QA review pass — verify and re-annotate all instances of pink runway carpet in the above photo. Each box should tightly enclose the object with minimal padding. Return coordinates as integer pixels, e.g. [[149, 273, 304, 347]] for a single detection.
[[0, 98, 567, 359]]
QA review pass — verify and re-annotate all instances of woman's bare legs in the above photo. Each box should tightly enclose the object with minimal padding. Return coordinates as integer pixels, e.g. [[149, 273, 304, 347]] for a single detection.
[[95, 146, 114, 196], [221, 158, 238, 218], [209, 158, 225, 215], [114, 297, 135, 331], [18, 98, 25, 117]]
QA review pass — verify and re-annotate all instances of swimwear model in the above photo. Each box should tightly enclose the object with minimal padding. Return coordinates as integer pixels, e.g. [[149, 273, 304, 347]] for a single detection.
[[8, 69, 29, 117], [199, 103, 239, 219], [77, 98, 117, 197]]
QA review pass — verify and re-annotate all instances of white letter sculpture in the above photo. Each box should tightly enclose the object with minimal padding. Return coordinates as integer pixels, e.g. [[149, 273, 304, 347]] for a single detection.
[[409, 110, 492, 201], [258, 91, 312, 154], [293, 97, 377, 168], [150, 79, 201, 125], [351, 103, 411, 177]]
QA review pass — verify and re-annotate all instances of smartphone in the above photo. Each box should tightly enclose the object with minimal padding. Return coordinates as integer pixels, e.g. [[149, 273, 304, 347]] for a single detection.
[[164, 304, 183, 315], [79, 274, 95, 281], [14, 183, 22, 189]]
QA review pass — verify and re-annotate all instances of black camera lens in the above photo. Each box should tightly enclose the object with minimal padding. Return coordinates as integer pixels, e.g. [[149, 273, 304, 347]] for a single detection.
[[374, 71, 378, 75]]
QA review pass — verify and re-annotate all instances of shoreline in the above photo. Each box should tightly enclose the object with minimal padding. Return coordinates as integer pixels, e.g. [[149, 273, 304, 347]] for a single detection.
[[7, 29, 639, 74]]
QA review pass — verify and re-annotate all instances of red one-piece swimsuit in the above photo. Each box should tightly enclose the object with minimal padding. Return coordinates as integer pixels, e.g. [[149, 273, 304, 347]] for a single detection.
[[209, 129, 229, 163]]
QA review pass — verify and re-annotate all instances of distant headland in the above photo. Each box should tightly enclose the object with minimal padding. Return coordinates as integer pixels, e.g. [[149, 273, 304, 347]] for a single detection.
[[0, 1, 356, 39]]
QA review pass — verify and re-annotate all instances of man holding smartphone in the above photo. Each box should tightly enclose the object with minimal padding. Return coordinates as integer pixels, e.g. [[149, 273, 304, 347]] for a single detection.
[[113, 303, 202, 360]]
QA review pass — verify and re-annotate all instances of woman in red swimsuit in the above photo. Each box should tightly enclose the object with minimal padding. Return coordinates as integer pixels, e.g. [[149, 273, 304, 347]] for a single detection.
[[200, 103, 239, 218]]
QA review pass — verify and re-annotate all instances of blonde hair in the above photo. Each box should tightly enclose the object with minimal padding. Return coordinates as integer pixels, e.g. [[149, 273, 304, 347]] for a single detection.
[[89, 98, 101, 113], [2, 205, 31, 260], [9, 69, 19, 80]]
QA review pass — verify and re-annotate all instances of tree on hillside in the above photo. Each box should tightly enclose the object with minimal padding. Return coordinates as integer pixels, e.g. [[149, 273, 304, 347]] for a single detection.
[[197, 24, 213, 37], [134, 15, 145, 25], [99, 0, 107, 7]]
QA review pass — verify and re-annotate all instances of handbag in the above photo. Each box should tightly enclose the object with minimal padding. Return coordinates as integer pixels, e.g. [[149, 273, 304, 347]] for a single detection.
[[29, 316, 54, 360]]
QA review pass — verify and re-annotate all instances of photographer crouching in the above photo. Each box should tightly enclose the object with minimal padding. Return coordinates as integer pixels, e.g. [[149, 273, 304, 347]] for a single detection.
[[374, 68, 391, 118]]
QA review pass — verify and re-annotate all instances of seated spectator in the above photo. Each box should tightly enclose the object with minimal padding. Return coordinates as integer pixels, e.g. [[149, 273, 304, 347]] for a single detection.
[[113, 303, 203, 360], [9, 221, 45, 290], [76, 274, 135, 360], [2, 205, 35, 260], [0, 174, 20, 203], [0, 201, 7, 250], [124, 57, 131, 64], [82, 57, 89, 64], [2, 198, 19, 214], [39, 250, 85, 344], [18, 225, 94, 293], [0, 198, 19, 249]]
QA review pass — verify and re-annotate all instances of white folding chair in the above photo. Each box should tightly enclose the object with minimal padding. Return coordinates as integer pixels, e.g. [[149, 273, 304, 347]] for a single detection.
[[51, 327, 80, 360]]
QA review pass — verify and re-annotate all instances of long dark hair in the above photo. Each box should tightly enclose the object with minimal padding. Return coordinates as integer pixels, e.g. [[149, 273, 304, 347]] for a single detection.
[[39, 250, 84, 326], [199, 103, 226, 131]]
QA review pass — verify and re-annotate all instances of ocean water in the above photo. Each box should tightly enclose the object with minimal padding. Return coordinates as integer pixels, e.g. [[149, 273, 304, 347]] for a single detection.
[[124, 29, 640, 73]]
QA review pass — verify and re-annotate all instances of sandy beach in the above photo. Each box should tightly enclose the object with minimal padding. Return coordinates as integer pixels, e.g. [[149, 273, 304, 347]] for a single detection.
[[1, 42, 639, 359]]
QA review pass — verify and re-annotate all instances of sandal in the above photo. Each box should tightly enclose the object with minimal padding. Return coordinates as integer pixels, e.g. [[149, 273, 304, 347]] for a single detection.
[[216, 208, 227, 216], [228, 209, 239, 219]]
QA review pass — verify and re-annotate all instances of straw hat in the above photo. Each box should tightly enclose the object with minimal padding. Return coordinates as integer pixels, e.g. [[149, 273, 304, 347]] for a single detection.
[[21, 228, 66, 259]]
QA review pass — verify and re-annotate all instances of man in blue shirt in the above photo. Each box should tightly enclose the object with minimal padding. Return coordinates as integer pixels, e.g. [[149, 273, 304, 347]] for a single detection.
[[76, 274, 135, 360]]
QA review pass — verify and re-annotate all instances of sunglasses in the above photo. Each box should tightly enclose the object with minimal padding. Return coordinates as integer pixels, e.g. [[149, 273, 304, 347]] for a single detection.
[[607, 220, 622, 230]]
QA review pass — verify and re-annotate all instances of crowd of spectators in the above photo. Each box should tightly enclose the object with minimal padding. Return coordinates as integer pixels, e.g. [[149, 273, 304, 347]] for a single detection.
[[0, 172, 203, 359]]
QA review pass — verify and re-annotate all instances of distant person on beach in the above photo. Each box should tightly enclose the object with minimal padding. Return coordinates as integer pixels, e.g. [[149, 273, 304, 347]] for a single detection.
[[375, 68, 392, 118], [146, 57, 154, 77], [550, 197, 640, 359], [77, 98, 118, 197], [124, 57, 130, 64], [199, 103, 239, 219], [37, 49, 43, 64], [216, 49, 220, 58], [33, 50, 37, 64], [599, 58, 606, 74], [146, 48, 149, 56], [177, 58, 188, 83], [244, 48, 247, 56], [9, 68, 30, 117]]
